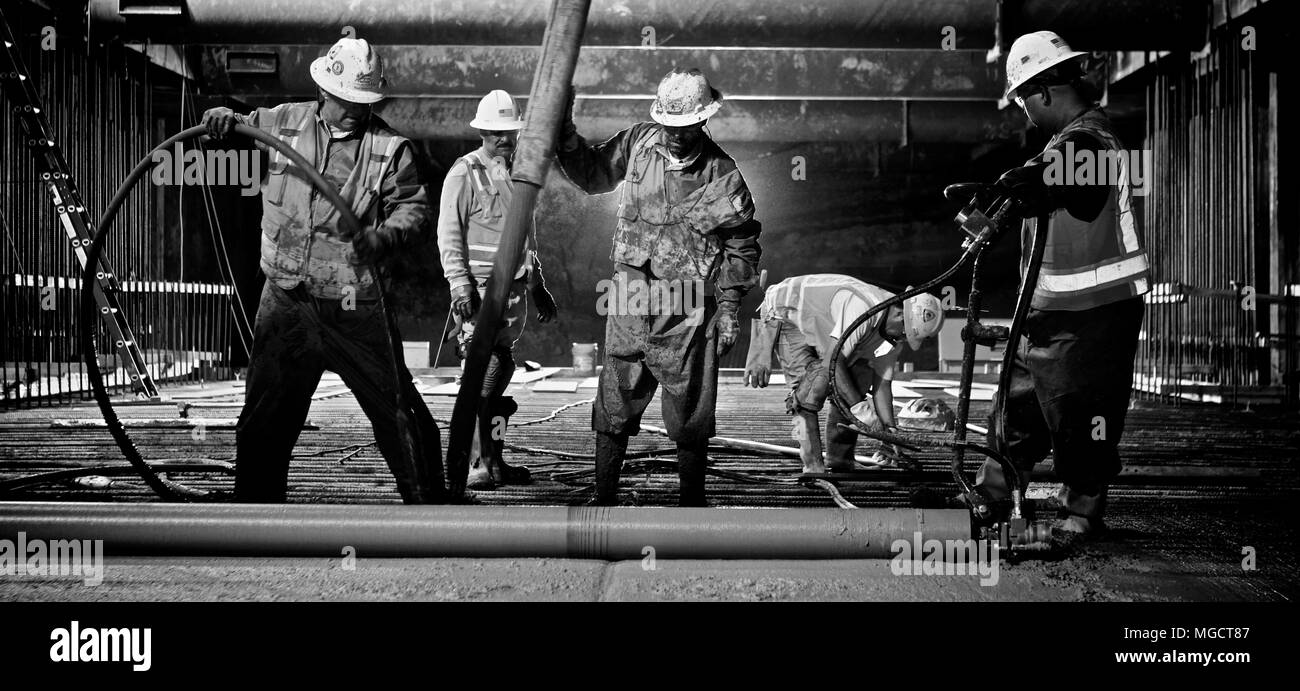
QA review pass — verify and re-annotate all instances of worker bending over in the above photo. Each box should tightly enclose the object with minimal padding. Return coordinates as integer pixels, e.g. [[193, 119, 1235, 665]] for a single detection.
[[744, 274, 943, 475]]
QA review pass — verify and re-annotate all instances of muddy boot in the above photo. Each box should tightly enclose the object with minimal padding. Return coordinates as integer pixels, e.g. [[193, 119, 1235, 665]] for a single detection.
[[824, 404, 859, 472], [677, 440, 709, 507], [792, 411, 826, 475], [592, 431, 629, 506], [462, 426, 491, 490], [465, 416, 496, 491], [486, 396, 530, 485], [1056, 485, 1108, 536]]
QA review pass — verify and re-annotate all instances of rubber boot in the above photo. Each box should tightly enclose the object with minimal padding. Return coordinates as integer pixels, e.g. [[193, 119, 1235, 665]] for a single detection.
[[592, 431, 629, 506], [792, 411, 826, 475], [1057, 485, 1107, 535], [486, 396, 530, 485], [824, 404, 859, 472], [677, 440, 709, 507]]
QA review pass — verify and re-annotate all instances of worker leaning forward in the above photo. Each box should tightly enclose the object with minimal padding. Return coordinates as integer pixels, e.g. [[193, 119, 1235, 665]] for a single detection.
[[744, 274, 943, 474], [203, 38, 446, 503], [556, 68, 762, 507], [975, 31, 1151, 536], [437, 89, 558, 490]]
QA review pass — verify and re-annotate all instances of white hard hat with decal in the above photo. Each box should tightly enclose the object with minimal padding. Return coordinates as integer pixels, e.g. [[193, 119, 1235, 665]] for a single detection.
[[471, 90, 524, 131], [310, 38, 387, 104], [1004, 30, 1086, 97], [902, 291, 944, 350]]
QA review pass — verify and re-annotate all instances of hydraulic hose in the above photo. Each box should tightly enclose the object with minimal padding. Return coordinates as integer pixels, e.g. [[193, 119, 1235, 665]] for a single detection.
[[993, 213, 1050, 459], [81, 123, 386, 502]]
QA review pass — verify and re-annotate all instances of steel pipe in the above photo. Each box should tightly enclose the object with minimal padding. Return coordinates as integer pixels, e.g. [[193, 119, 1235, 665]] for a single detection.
[[86, 0, 1208, 50], [0, 501, 973, 559]]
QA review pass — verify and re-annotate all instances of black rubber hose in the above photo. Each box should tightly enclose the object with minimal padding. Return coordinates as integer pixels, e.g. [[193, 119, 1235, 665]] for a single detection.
[[81, 123, 363, 501], [993, 212, 1050, 459]]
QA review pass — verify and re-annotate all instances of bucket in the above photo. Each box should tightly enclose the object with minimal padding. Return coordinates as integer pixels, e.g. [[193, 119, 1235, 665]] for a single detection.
[[571, 342, 598, 377]]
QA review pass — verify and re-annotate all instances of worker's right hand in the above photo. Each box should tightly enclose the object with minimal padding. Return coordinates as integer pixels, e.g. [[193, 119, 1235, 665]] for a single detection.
[[558, 84, 577, 142], [451, 284, 481, 321], [202, 107, 240, 140], [744, 361, 772, 388]]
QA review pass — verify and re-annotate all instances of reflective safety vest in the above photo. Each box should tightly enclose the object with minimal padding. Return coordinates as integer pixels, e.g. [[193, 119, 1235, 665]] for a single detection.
[[256, 101, 405, 299], [454, 149, 532, 284], [760, 274, 900, 369], [1023, 108, 1150, 311], [613, 126, 755, 283]]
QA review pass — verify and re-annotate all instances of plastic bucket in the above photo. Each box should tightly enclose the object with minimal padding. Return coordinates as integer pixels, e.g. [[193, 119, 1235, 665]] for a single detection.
[[571, 342, 598, 376]]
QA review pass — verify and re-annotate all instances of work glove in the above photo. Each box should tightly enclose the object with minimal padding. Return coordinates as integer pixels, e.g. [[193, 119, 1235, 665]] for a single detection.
[[743, 359, 771, 388], [714, 300, 741, 355], [993, 164, 1052, 216], [351, 229, 390, 265], [202, 107, 241, 139], [533, 285, 558, 323], [452, 284, 481, 321]]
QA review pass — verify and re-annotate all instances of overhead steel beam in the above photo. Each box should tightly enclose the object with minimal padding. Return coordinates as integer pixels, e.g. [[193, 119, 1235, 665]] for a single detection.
[[87, 0, 1208, 50], [231, 95, 1025, 143], [197, 45, 1003, 100]]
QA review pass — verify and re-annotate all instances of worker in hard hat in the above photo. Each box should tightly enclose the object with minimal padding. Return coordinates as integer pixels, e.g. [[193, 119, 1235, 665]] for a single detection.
[[975, 30, 1150, 536], [556, 68, 762, 507], [437, 89, 558, 490], [201, 38, 447, 504], [743, 275, 944, 474]]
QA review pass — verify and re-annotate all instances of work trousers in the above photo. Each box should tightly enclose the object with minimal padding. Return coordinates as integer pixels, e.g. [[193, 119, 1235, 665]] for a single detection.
[[774, 319, 875, 463], [235, 281, 445, 503], [977, 297, 1145, 519], [594, 262, 719, 445], [455, 276, 529, 398]]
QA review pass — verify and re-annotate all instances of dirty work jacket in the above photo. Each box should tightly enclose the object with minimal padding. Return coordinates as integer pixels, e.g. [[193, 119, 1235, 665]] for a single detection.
[[557, 122, 761, 303], [244, 101, 430, 299]]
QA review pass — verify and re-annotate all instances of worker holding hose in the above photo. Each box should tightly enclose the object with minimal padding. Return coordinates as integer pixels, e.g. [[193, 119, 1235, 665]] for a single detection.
[[744, 275, 943, 475], [975, 31, 1150, 536], [437, 89, 559, 490], [556, 68, 762, 507], [201, 37, 447, 504]]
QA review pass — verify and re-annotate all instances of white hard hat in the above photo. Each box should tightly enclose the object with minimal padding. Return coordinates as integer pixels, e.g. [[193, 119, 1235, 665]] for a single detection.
[[310, 38, 387, 104], [902, 292, 944, 350], [1004, 30, 1086, 97], [650, 68, 722, 127], [470, 90, 524, 131]]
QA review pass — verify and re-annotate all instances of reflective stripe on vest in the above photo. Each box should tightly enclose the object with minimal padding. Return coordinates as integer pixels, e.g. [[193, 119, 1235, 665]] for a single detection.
[[1038, 253, 1150, 294]]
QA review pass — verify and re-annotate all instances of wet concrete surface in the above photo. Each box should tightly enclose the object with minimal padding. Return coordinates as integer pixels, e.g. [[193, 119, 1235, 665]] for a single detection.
[[2, 376, 1295, 602]]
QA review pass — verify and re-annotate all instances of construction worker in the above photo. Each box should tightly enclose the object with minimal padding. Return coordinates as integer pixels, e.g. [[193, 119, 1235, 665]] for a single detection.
[[556, 68, 762, 507], [975, 31, 1150, 536], [202, 38, 446, 503], [744, 275, 943, 474], [437, 89, 558, 490]]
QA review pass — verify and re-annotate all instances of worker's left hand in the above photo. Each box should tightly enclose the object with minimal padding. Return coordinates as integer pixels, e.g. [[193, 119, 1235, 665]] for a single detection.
[[351, 229, 389, 265], [533, 285, 558, 323], [714, 300, 741, 355], [994, 164, 1051, 215], [744, 361, 771, 388]]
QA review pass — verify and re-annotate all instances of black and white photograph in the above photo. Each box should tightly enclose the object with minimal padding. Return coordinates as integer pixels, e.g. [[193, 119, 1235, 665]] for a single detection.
[[0, 0, 1294, 674]]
